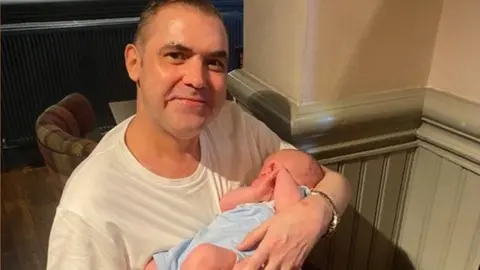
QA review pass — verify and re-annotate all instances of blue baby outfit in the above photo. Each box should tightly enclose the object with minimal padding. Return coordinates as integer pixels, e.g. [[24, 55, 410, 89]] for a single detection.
[[153, 186, 310, 270]]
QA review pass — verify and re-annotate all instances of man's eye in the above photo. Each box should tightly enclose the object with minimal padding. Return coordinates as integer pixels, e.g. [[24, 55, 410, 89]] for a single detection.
[[208, 60, 225, 71], [166, 52, 186, 61]]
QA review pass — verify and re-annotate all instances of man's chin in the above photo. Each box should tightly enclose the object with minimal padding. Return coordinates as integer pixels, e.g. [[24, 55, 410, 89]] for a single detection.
[[170, 128, 202, 140], [169, 118, 209, 139]]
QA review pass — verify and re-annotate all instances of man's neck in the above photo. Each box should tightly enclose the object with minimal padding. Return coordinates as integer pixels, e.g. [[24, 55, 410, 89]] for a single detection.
[[124, 114, 203, 179], [126, 115, 201, 160]]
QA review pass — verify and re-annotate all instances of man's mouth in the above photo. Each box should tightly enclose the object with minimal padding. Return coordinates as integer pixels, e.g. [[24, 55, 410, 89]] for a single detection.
[[176, 98, 207, 106]]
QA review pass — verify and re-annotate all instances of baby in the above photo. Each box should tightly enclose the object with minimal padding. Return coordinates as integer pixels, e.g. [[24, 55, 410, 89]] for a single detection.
[[145, 149, 325, 270]]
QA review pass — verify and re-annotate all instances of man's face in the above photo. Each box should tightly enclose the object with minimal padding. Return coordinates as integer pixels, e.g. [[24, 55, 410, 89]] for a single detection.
[[125, 5, 228, 139]]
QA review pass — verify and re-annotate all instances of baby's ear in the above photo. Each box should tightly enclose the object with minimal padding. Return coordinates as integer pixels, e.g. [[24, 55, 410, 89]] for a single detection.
[[259, 160, 274, 176]]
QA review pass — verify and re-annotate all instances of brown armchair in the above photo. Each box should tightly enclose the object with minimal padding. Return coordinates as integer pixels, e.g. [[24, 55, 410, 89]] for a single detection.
[[35, 93, 99, 184]]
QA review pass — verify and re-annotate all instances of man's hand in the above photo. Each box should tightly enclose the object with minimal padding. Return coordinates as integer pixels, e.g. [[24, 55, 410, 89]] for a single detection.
[[233, 195, 333, 270]]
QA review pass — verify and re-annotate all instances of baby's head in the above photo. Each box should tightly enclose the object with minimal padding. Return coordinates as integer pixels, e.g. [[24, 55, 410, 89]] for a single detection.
[[259, 149, 324, 189]]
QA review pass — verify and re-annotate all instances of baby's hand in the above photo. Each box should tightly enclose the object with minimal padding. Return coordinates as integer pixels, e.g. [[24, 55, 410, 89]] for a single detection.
[[258, 182, 274, 201], [255, 168, 278, 201]]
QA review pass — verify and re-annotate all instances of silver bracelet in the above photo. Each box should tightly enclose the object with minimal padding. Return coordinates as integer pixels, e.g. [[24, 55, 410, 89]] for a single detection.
[[309, 189, 340, 239]]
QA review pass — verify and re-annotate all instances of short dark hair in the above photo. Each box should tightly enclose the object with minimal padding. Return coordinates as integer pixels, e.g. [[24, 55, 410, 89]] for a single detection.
[[134, 0, 223, 44]]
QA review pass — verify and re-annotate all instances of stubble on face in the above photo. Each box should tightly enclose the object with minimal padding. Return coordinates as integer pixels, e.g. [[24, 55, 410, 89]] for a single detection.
[[135, 5, 229, 139]]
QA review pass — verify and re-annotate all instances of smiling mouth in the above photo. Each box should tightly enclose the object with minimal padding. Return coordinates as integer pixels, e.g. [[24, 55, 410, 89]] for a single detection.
[[177, 98, 207, 106]]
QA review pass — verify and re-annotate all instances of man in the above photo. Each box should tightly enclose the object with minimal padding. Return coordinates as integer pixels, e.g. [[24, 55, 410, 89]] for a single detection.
[[46, 1, 352, 269]]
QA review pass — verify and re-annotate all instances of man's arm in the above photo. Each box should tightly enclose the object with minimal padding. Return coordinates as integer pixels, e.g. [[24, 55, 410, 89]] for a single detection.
[[233, 104, 352, 269], [308, 166, 351, 218], [47, 208, 127, 270]]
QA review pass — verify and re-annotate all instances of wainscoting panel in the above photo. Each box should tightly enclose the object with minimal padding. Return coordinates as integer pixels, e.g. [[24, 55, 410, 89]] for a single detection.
[[228, 71, 480, 270], [397, 146, 480, 270], [308, 148, 416, 270]]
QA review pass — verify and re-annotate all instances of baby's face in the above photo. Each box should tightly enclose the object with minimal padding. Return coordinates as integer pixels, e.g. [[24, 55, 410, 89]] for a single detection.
[[250, 158, 282, 188], [258, 151, 323, 189], [258, 154, 299, 178]]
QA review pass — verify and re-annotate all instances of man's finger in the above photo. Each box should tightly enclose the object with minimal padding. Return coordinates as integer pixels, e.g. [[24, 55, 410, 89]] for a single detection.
[[237, 221, 270, 251], [232, 258, 248, 270], [263, 256, 282, 270], [239, 244, 271, 270]]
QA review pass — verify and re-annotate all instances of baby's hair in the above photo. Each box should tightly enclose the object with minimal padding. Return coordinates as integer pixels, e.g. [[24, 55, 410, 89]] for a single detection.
[[267, 149, 324, 188]]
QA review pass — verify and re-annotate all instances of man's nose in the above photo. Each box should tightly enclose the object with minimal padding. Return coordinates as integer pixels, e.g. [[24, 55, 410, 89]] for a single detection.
[[183, 57, 207, 89]]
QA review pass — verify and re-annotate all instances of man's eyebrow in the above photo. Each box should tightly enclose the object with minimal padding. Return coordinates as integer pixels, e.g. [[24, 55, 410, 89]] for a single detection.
[[159, 43, 193, 53], [159, 42, 228, 59], [208, 50, 228, 59]]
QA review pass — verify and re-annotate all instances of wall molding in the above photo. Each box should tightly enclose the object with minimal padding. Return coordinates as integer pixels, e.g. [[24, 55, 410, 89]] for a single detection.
[[227, 69, 480, 162], [228, 70, 480, 270], [417, 122, 480, 165], [423, 89, 480, 142]]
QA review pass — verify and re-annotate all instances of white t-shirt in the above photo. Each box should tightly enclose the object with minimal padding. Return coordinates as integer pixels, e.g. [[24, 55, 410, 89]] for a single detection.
[[46, 101, 295, 270]]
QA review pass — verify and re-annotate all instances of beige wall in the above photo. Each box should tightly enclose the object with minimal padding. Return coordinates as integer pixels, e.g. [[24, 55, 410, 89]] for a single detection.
[[244, 0, 480, 105], [243, 0, 310, 103], [428, 0, 480, 103], [243, 0, 442, 104], [312, 0, 441, 102]]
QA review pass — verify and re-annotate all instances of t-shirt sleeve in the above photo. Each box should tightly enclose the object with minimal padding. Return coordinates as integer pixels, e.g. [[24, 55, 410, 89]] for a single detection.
[[46, 208, 127, 270]]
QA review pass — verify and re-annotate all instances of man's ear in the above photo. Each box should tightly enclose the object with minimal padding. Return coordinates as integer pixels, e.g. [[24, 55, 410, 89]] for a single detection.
[[125, 43, 141, 83]]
